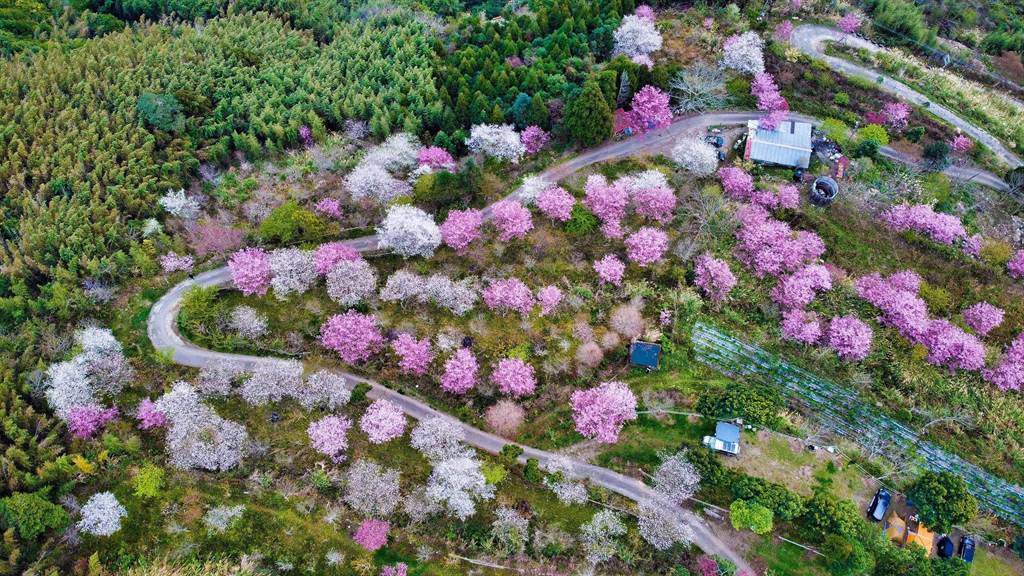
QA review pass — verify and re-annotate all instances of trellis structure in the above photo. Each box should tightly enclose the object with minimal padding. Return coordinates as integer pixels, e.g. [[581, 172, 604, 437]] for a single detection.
[[692, 321, 1024, 527]]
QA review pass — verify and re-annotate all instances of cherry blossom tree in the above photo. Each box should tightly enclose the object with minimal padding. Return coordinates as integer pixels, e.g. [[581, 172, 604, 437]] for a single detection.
[[734, 204, 825, 277], [363, 133, 421, 172], [159, 189, 200, 220], [631, 184, 676, 223], [694, 254, 737, 302], [482, 278, 534, 315], [491, 358, 537, 397], [377, 205, 442, 258], [228, 248, 272, 296], [584, 175, 628, 238], [718, 166, 755, 201], [159, 252, 194, 274], [68, 406, 119, 439], [135, 398, 166, 430], [579, 510, 626, 565], [671, 136, 719, 177], [440, 348, 479, 394], [295, 370, 352, 410], [411, 417, 470, 462], [353, 519, 389, 552], [344, 460, 402, 517], [570, 381, 638, 443], [610, 304, 646, 339], [314, 242, 361, 275], [536, 285, 563, 316], [1009, 250, 1024, 279], [360, 399, 406, 444], [880, 101, 911, 131], [637, 503, 694, 551], [652, 451, 701, 503], [593, 254, 626, 286], [826, 316, 873, 361], [575, 341, 604, 371], [881, 203, 967, 245], [185, 222, 244, 256], [78, 492, 127, 536], [774, 20, 794, 42], [751, 72, 789, 131], [962, 302, 1005, 336], [771, 264, 832, 309], [722, 32, 765, 75], [781, 309, 823, 344], [838, 12, 862, 34], [239, 360, 303, 406], [951, 134, 974, 154], [484, 400, 525, 438], [983, 333, 1024, 391], [155, 382, 251, 471], [313, 198, 343, 219], [308, 415, 352, 462], [490, 200, 533, 241], [536, 187, 575, 221], [625, 227, 669, 267], [630, 86, 673, 132], [921, 320, 986, 372], [319, 311, 385, 363], [229, 305, 268, 340], [425, 455, 495, 520], [440, 209, 483, 253], [326, 258, 378, 306], [269, 248, 316, 300], [345, 163, 412, 203], [466, 124, 527, 163], [613, 13, 662, 60], [491, 507, 529, 555], [417, 146, 455, 171], [520, 126, 550, 154], [380, 270, 478, 315], [392, 333, 433, 376]]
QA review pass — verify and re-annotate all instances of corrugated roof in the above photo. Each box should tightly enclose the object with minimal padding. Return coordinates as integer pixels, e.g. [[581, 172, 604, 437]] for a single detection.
[[715, 421, 741, 443], [747, 120, 813, 168]]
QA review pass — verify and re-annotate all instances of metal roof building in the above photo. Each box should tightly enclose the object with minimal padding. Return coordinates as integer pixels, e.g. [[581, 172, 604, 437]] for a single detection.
[[743, 119, 813, 169], [703, 421, 742, 456]]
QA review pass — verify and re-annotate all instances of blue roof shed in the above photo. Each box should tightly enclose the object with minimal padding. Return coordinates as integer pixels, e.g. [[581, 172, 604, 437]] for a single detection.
[[703, 421, 742, 455], [629, 341, 661, 370]]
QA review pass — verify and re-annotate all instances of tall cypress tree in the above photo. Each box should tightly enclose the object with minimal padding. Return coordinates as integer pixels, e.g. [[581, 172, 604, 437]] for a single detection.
[[565, 78, 613, 147]]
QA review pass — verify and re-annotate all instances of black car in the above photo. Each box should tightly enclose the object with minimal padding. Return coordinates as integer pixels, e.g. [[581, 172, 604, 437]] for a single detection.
[[867, 488, 891, 522], [958, 535, 975, 563]]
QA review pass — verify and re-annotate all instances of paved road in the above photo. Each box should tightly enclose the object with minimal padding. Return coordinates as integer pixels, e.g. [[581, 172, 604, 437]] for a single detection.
[[791, 24, 1022, 169], [148, 109, 1010, 570]]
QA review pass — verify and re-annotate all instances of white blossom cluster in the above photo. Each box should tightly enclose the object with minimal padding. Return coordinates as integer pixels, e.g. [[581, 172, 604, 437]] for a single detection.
[[376, 205, 442, 259], [671, 136, 719, 177], [203, 505, 245, 533], [636, 502, 694, 551], [491, 506, 529, 555], [579, 509, 626, 565], [402, 485, 442, 524], [345, 132, 421, 203], [343, 459, 402, 518], [195, 364, 245, 397], [229, 305, 268, 340], [466, 124, 527, 164], [613, 14, 663, 60], [155, 382, 251, 471], [239, 360, 305, 406], [44, 326, 133, 419], [379, 269, 478, 315], [542, 456, 588, 505], [292, 370, 351, 410], [326, 258, 378, 306], [158, 189, 201, 220], [721, 31, 765, 75], [410, 417, 472, 462], [514, 175, 552, 204], [424, 455, 495, 521], [651, 450, 701, 504], [269, 248, 317, 300], [77, 492, 127, 536], [141, 218, 163, 237]]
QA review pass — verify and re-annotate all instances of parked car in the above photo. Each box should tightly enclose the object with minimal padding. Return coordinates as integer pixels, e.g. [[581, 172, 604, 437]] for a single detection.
[[867, 488, 891, 522], [704, 135, 725, 148], [717, 150, 727, 161], [958, 535, 975, 563]]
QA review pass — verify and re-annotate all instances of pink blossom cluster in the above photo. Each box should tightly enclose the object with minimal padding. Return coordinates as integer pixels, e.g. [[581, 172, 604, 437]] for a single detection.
[[963, 234, 982, 259], [1007, 250, 1024, 279], [536, 187, 575, 221], [491, 200, 533, 241], [781, 309, 823, 344], [855, 271, 930, 341], [718, 167, 755, 201], [751, 72, 789, 131], [630, 86, 673, 132], [570, 381, 638, 443], [826, 315, 873, 361], [536, 285, 563, 316], [228, 248, 271, 296], [520, 126, 550, 154], [951, 134, 973, 154], [962, 302, 1004, 337], [491, 358, 537, 397], [418, 146, 455, 170], [392, 333, 434, 375], [624, 227, 669, 267], [359, 399, 406, 444], [881, 204, 967, 245], [983, 333, 1024, 391], [694, 254, 737, 302], [308, 415, 352, 462], [68, 406, 119, 439], [771, 264, 832, 309], [838, 12, 862, 34], [314, 242, 361, 275], [734, 204, 825, 278], [440, 209, 483, 253], [594, 254, 626, 286], [631, 185, 676, 223], [381, 563, 408, 576], [697, 557, 721, 576], [482, 278, 534, 316], [313, 198, 343, 219], [584, 175, 628, 239], [864, 111, 886, 125], [159, 252, 194, 274], [298, 125, 313, 146], [353, 519, 389, 551], [319, 311, 385, 363], [751, 185, 800, 210], [921, 320, 986, 372], [774, 20, 794, 42], [880, 101, 911, 131], [440, 348, 478, 394], [635, 4, 655, 21], [135, 398, 166, 430]]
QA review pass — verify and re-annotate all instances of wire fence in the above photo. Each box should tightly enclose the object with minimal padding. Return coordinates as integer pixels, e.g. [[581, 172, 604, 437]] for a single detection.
[[691, 321, 1024, 527]]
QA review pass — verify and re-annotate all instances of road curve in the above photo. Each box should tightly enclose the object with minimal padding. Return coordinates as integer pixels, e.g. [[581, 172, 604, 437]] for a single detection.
[[791, 24, 1022, 169], [148, 110, 1010, 571]]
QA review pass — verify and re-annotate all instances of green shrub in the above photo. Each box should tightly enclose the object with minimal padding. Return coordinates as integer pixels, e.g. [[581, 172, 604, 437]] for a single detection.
[[801, 491, 861, 542], [730, 499, 774, 534], [918, 282, 954, 315], [0, 492, 69, 541], [726, 77, 754, 107], [906, 471, 978, 533], [832, 92, 850, 106], [905, 126, 925, 143], [211, 173, 257, 208], [133, 463, 165, 499], [136, 92, 183, 132], [565, 203, 599, 236], [820, 118, 851, 148], [923, 141, 951, 166], [523, 458, 543, 483], [178, 286, 219, 333], [695, 384, 784, 428], [979, 239, 1014, 268], [856, 124, 890, 147], [257, 200, 334, 244]]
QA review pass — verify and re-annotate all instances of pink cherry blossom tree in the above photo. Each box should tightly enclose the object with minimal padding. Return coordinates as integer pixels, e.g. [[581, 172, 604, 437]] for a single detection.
[[718, 167, 755, 201], [313, 198, 343, 219], [484, 400, 525, 438], [594, 254, 626, 286], [490, 358, 537, 397], [159, 253, 194, 274], [951, 134, 973, 154], [983, 333, 1024, 391], [751, 72, 789, 131], [694, 254, 737, 302], [360, 399, 406, 444], [482, 278, 534, 316], [774, 20, 794, 42], [135, 398, 166, 430], [308, 415, 352, 462], [880, 101, 911, 131], [838, 12, 862, 34], [537, 285, 563, 316], [624, 227, 669, 267], [1008, 250, 1024, 279], [228, 248, 271, 296], [781, 309, 823, 344], [320, 311, 385, 363], [881, 204, 967, 246], [734, 205, 825, 278], [68, 406, 119, 439], [440, 348, 479, 394], [962, 302, 1004, 336], [536, 187, 575, 221], [571, 381, 638, 443], [491, 200, 533, 241], [630, 86, 673, 132], [313, 242, 360, 275], [771, 264, 833, 309], [584, 175, 628, 239], [353, 519, 389, 552], [391, 333, 434, 376], [418, 146, 456, 170], [440, 209, 483, 253], [520, 126, 550, 154], [631, 185, 676, 223], [826, 316, 873, 361]]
